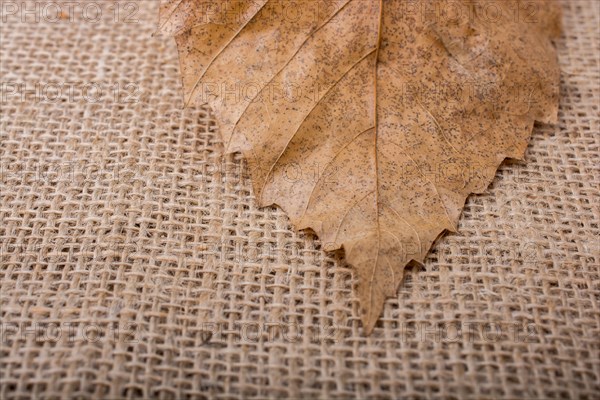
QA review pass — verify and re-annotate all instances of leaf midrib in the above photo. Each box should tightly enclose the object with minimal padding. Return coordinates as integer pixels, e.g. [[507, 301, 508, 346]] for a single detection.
[[367, 0, 385, 333]]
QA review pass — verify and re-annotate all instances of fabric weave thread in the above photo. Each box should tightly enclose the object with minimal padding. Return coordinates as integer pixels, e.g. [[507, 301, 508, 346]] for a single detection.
[[1, 1, 599, 398]]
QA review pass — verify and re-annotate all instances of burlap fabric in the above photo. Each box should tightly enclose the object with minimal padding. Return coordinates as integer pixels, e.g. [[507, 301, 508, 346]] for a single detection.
[[1, 1, 598, 399]]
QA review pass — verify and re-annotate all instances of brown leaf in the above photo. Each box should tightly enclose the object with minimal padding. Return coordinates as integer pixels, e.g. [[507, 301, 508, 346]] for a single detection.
[[158, 0, 561, 333]]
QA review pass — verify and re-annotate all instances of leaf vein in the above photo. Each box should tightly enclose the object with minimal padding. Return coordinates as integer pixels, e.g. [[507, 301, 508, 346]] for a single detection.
[[259, 47, 377, 202], [185, 0, 270, 107]]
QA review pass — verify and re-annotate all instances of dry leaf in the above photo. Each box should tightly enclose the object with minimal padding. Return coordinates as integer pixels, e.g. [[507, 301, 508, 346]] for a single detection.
[[158, 0, 561, 333]]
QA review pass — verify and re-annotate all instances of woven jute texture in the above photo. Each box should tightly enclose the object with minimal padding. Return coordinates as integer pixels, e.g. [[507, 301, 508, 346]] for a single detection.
[[1, 1, 599, 399]]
